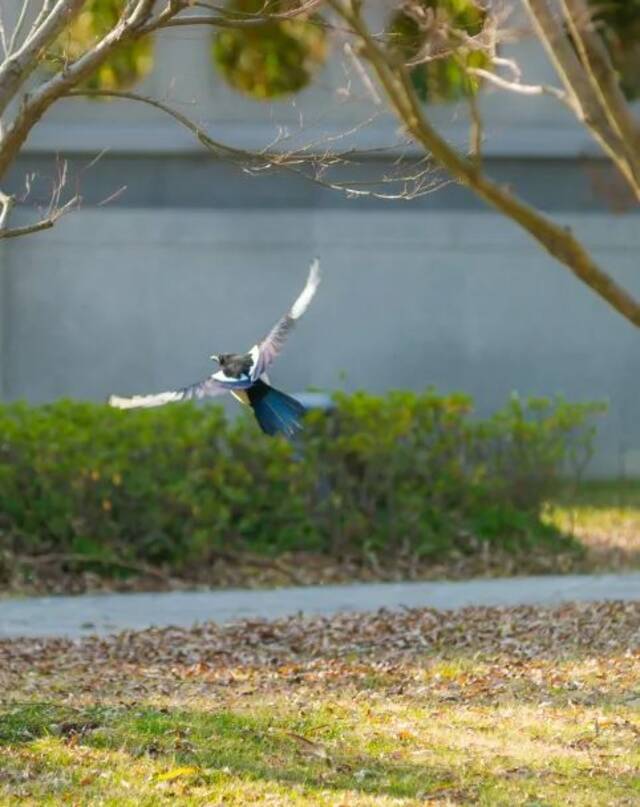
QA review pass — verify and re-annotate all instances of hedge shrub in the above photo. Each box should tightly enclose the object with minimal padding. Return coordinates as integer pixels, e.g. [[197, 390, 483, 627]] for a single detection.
[[0, 391, 603, 572]]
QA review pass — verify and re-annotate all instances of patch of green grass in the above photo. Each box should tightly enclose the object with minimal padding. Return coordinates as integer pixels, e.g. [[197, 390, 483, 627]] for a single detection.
[[2, 698, 639, 805], [549, 478, 640, 515], [544, 480, 640, 568], [2, 653, 640, 805]]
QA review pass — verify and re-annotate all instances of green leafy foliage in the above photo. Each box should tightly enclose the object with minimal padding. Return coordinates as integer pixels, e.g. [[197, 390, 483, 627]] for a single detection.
[[0, 392, 603, 573], [48, 0, 154, 92], [212, 0, 327, 100], [387, 0, 492, 104], [587, 0, 640, 101], [303, 391, 603, 556]]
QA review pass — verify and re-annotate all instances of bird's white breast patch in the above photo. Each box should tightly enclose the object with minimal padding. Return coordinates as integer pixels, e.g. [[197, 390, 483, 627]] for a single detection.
[[211, 369, 250, 386], [248, 345, 261, 380]]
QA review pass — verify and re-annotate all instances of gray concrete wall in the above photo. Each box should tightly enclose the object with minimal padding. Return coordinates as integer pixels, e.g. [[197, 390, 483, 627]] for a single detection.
[[2, 208, 638, 476], [7, 154, 637, 214]]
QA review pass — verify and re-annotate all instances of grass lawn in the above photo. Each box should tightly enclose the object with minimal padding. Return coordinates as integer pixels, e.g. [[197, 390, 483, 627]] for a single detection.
[[2, 603, 640, 805], [544, 480, 640, 570]]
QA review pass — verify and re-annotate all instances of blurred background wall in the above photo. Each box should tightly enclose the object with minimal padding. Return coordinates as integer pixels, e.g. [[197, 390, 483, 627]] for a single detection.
[[1, 2, 639, 476]]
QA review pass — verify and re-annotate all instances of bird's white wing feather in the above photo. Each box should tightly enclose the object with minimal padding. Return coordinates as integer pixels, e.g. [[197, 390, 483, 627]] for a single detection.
[[290, 258, 320, 319], [251, 258, 320, 378], [109, 376, 227, 410]]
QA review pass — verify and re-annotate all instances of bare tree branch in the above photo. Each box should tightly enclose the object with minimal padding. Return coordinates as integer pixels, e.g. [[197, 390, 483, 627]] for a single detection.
[[144, 11, 276, 31], [560, 0, 640, 165], [0, 5, 9, 57], [192, 0, 326, 21], [0, 155, 79, 238], [0, 189, 15, 229], [328, 0, 640, 328], [8, 0, 35, 54], [0, 0, 637, 331], [65, 88, 276, 162], [0, 0, 319, 177], [0, 194, 79, 240], [140, 0, 328, 35], [21, 0, 56, 48], [343, 40, 382, 106], [0, 0, 162, 179], [65, 88, 443, 201], [467, 91, 482, 168], [522, 0, 640, 200], [126, 0, 159, 29], [468, 65, 572, 107], [0, 0, 86, 118]]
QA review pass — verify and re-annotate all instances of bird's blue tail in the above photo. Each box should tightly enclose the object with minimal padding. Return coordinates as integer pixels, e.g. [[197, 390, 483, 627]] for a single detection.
[[247, 379, 306, 439]]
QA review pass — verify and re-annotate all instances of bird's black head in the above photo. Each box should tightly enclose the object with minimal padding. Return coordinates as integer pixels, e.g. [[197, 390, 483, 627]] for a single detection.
[[210, 352, 255, 379], [210, 353, 231, 367]]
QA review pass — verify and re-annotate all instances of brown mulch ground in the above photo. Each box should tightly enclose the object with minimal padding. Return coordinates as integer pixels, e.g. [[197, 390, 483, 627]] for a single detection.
[[0, 546, 591, 598]]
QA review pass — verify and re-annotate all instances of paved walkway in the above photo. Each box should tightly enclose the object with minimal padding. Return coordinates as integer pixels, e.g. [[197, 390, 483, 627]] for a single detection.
[[1, 572, 639, 639]]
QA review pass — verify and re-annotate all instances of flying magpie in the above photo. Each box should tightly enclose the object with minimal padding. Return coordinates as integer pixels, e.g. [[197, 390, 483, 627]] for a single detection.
[[108, 259, 321, 438]]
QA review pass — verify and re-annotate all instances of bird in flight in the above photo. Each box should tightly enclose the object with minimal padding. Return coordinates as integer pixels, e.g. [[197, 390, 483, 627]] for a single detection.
[[109, 259, 321, 439]]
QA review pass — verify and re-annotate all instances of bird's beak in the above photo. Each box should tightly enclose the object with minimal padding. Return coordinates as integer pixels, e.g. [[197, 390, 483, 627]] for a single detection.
[[210, 354, 219, 363]]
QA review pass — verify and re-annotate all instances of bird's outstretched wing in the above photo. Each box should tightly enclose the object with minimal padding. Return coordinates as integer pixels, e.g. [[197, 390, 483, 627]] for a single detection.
[[251, 258, 320, 379], [109, 375, 226, 410]]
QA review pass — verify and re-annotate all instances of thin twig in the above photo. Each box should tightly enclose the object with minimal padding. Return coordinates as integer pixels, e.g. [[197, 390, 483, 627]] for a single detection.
[[8, 0, 34, 53], [0, 189, 15, 230], [151, 13, 268, 30], [64, 88, 441, 201], [468, 92, 483, 169], [193, 0, 324, 20], [141, 0, 327, 34], [468, 66, 572, 108], [65, 88, 265, 161], [343, 40, 381, 105], [0, 4, 8, 56], [97, 185, 128, 207], [0, 195, 80, 240], [23, 0, 57, 48], [491, 56, 522, 82]]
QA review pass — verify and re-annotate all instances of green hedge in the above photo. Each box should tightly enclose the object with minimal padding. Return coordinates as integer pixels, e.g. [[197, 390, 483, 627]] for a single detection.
[[0, 392, 604, 571]]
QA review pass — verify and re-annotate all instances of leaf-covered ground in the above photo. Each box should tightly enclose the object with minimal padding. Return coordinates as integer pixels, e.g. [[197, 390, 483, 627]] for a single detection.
[[2, 602, 640, 805]]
